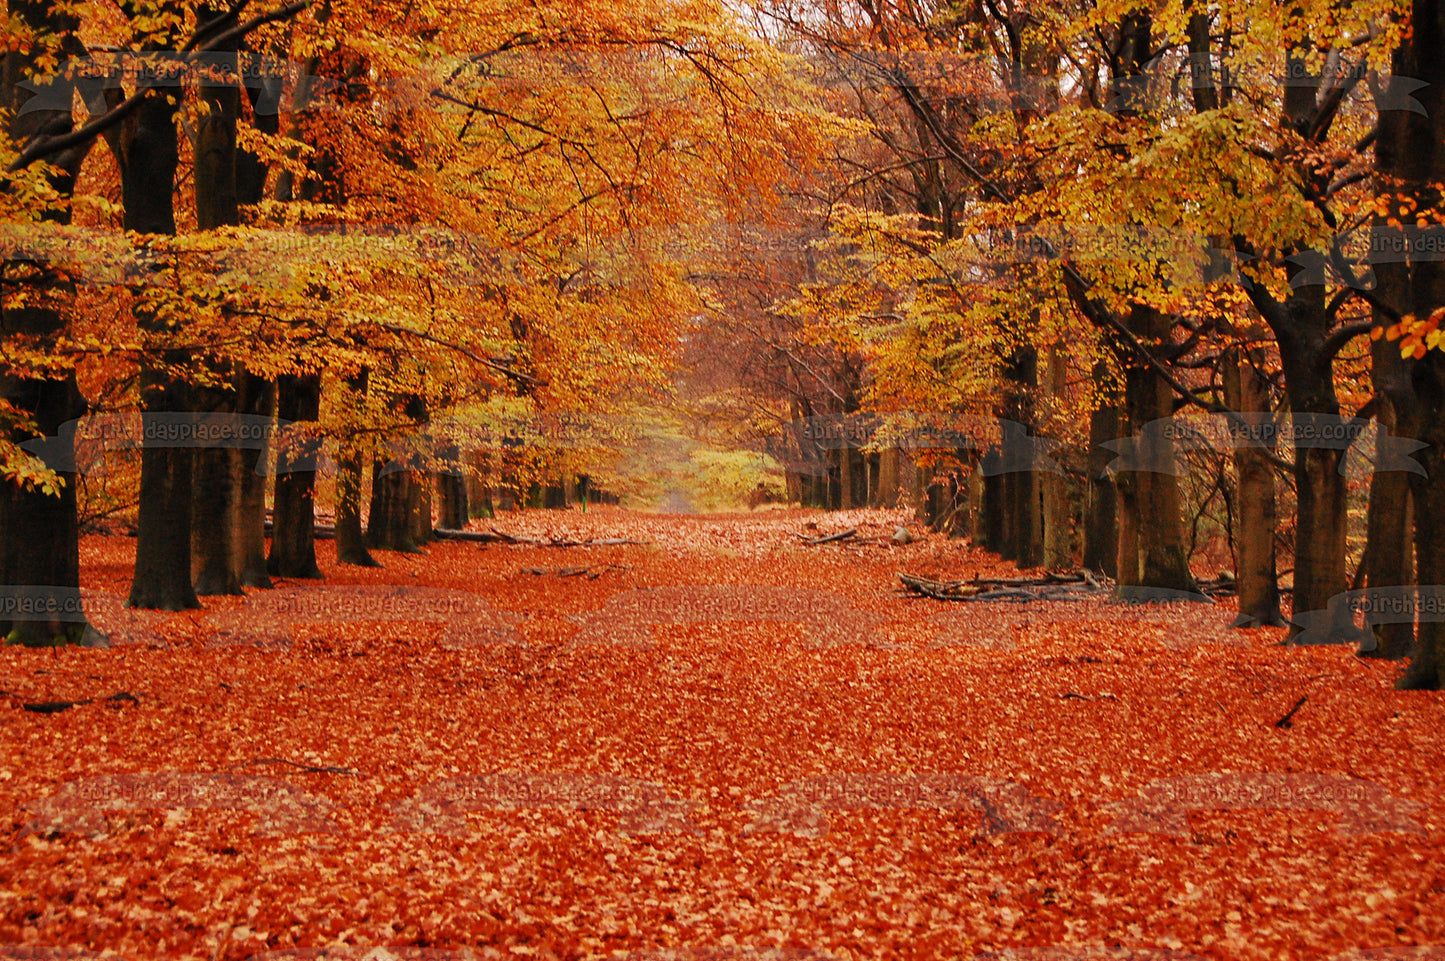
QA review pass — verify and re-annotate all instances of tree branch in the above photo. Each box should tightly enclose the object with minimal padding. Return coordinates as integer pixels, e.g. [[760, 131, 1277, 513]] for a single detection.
[[9, 0, 309, 171]]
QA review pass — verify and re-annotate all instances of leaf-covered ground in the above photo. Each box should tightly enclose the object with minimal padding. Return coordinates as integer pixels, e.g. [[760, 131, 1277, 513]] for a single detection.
[[1, 507, 1442, 961]]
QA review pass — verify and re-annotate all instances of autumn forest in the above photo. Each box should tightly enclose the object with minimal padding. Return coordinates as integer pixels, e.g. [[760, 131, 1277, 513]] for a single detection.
[[1, 0, 1444, 956]]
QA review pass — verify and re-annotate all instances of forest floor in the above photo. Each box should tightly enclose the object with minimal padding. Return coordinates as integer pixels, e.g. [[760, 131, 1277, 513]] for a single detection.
[[1, 506, 1441, 961]]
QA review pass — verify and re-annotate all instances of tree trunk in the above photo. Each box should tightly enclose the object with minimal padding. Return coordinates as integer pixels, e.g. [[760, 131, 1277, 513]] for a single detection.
[[129, 409, 200, 610], [1361, 91, 1424, 659], [235, 373, 274, 588], [369, 389, 428, 553], [1362, 455, 1415, 657], [124, 87, 198, 611], [1041, 471, 1077, 571], [1360, 318, 1417, 657], [0, 0, 97, 643], [368, 465, 423, 553], [877, 447, 900, 507], [437, 467, 469, 528], [0, 377, 89, 643], [1231, 50, 1356, 638], [1009, 468, 1042, 567], [979, 457, 1005, 551], [950, 470, 972, 540], [336, 442, 380, 566], [268, 373, 323, 578], [965, 463, 984, 539], [188, 21, 248, 597], [901, 460, 921, 515], [1275, 321, 1349, 641], [1224, 340, 1285, 626], [1083, 382, 1120, 577], [465, 450, 494, 518], [412, 472, 434, 544], [231, 51, 280, 590], [784, 469, 803, 506], [333, 372, 379, 566], [1383, 0, 1445, 689], [1402, 404, 1445, 688], [1123, 305, 1197, 594], [1041, 346, 1075, 570], [190, 396, 243, 595], [997, 347, 1043, 566], [1115, 470, 1141, 587]]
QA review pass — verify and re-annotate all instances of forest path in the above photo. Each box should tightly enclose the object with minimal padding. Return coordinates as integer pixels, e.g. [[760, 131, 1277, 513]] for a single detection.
[[0, 508, 1436, 961]]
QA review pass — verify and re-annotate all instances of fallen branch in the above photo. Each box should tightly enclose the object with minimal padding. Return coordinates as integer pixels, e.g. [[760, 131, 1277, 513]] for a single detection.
[[1194, 573, 1239, 597], [257, 523, 645, 547], [899, 569, 1108, 601], [521, 564, 633, 579], [487, 529, 647, 547], [979, 572, 1087, 587], [433, 528, 511, 543], [565, 537, 647, 547], [228, 757, 361, 776], [19, 691, 139, 714], [1274, 695, 1308, 729], [898, 573, 984, 600], [483, 528, 536, 544], [796, 527, 857, 546]]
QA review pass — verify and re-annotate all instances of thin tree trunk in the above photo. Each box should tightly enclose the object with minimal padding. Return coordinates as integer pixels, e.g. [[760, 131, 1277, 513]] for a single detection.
[[1041, 346, 1075, 570], [1002, 347, 1043, 566], [268, 373, 323, 578], [1083, 381, 1119, 577], [231, 53, 281, 590], [336, 444, 380, 566], [235, 373, 274, 587], [980, 457, 1005, 551], [1115, 470, 1141, 587], [466, 449, 495, 518], [1224, 340, 1285, 626], [332, 371, 379, 566]]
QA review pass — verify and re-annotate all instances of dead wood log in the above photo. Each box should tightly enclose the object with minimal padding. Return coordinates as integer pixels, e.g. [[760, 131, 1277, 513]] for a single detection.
[[14, 691, 139, 714], [521, 564, 633, 579], [795, 527, 858, 546], [899, 569, 1105, 601], [897, 573, 984, 600]]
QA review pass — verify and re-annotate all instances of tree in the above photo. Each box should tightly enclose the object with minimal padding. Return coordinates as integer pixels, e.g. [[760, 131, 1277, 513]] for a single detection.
[[1374, 0, 1445, 689], [0, 0, 97, 645]]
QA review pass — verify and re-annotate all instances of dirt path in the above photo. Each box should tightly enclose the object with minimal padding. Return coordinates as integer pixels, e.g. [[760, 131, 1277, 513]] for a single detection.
[[1, 508, 1440, 961]]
